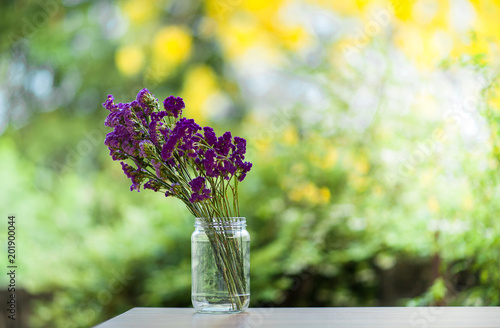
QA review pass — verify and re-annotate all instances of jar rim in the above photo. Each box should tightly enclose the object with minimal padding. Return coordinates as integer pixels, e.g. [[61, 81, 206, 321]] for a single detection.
[[194, 217, 246, 227]]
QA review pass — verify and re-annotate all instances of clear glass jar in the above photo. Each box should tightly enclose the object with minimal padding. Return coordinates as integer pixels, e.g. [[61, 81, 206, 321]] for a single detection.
[[191, 217, 250, 313]]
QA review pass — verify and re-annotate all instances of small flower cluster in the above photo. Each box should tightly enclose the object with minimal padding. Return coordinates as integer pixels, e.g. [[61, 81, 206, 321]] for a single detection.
[[103, 89, 252, 217]]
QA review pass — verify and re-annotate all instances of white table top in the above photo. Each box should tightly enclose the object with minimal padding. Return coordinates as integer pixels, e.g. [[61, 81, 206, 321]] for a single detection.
[[94, 307, 500, 328]]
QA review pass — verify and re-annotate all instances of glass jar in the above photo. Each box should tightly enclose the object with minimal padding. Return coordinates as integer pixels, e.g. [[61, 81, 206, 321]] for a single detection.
[[191, 217, 250, 313]]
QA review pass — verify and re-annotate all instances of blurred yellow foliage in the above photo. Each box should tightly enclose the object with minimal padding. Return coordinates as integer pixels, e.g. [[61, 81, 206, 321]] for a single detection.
[[427, 197, 440, 213], [289, 182, 331, 205], [309, 150, 336, 170], [350, 175, 368, 192], [315, 0, 360, 15], [207, 0, 312, 59], [239, 0, 284, 26], [323, 148, 338, 169], [218, 16, 282, 60], [354, 158, 370, 174], [223, 17, 262, 58], [241, 0, 283, 11], [489, 91, 500, 111], [153, 26, 192, 67], [355, 0, 371, 10], [390, 0, 415, 20], [472, 0, 500, 46], [115, 45, 144, 76], [319, 187, 332, 203], [282, 126, 298, 145], [123, 0, 157, 24], [211, 0, 499, 68], [181, 65, 219, 125], [254, 139, 272, 155], [273, 25, 312, 51]]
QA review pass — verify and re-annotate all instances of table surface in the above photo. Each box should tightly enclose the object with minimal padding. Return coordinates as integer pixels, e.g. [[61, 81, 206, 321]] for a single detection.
[[94, 307, 500, 328]]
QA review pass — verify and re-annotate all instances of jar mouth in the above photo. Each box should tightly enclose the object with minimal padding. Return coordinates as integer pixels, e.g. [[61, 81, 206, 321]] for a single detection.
[[195, 217, 246, 228]]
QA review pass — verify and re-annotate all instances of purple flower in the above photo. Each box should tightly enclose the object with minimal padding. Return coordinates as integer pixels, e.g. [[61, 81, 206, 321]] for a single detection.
[[103, 89, 252, 209], [120, 162, 134, 179], [136, 88, 150, 107], [104, 103, 133, 128], [190, 189, 211, 203], [161, 133, 179, 161], [109, 149, 127, 161], [161, 118, 201, 160], [189, 176, 211, 202], [237, 162, 252, 181], [176, 118, 201, 137], [233, 136, 246, 155], [139, 140, 153, 158], [203, 148, 218, 177], [225, 160, 237, 175], [105, 125, 130, 149], [216, 131, 233, 157], [103, 95, 117, 112], [163, 96, 185, 118], [165, 183, 180, 197], [144, 179, 161, 192], [189, 176, 205, 193], [120, 162, 145, 191], [151, 111, 168, 122], [150, 159, 165, 179], [242, 162, 252, 171], [203, 126, 217, 146], [148, 120, 160, 146]]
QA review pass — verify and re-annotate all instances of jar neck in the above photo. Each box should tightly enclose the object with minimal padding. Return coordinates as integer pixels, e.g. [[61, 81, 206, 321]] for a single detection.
[[195, 217, 246, 229]]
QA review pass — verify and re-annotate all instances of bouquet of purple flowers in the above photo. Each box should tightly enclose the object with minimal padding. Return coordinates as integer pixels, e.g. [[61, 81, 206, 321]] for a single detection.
[[103, 88, 252, 218], [102, 89, 252, 311]]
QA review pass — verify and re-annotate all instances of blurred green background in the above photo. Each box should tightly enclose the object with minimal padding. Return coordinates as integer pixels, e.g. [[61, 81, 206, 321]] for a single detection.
[[1, 0, 500, 327]]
